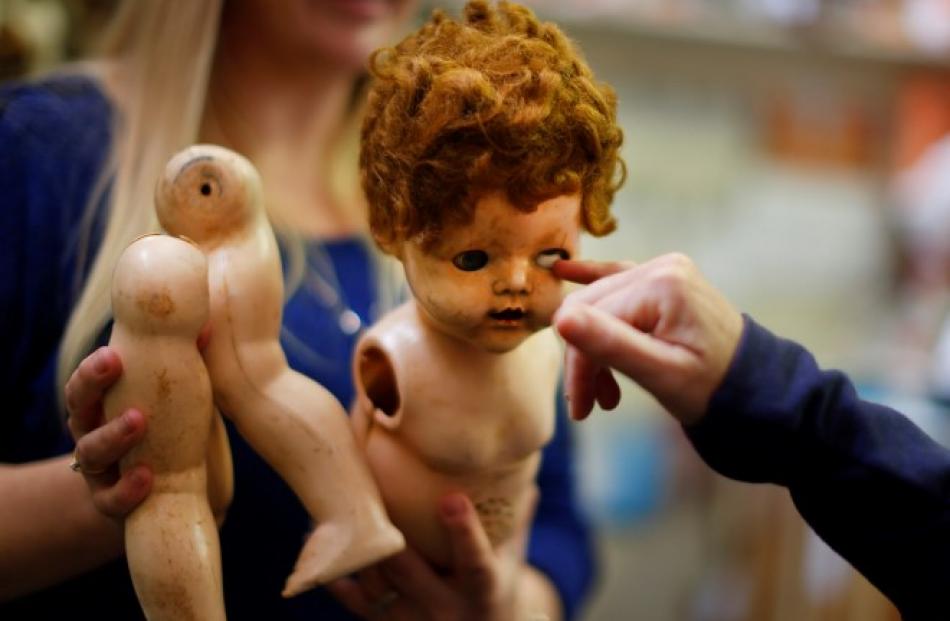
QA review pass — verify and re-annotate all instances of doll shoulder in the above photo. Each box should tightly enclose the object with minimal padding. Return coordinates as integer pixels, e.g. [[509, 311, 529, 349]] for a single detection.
[[352, 301, 428, 412], [354, 301, 424, 357]]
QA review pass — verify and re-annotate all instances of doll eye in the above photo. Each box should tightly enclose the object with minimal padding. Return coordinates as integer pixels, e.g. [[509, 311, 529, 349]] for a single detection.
[[536, 248, 570, 269], [452, 250, 489, 271]]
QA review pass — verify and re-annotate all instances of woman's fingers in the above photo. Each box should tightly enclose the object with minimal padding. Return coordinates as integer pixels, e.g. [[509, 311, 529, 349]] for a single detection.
[[73, 409, 147, 475], [91, 465, 153, 518], [380, 550, 452, 614], [326, 577, 374, 618], [380, 551, 441, 598], [73, 408, 151, 518], [331, 563, 424, 621], [441, 494, 497, 600], [65, 347, 122, 435]]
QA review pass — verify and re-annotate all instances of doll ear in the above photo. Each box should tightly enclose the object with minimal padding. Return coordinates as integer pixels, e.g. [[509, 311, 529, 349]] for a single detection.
[[357, 345, 402, 430]]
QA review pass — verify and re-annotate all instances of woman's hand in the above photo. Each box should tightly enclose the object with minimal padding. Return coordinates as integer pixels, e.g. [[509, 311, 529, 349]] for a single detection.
[[552, 253, 744, 425], [329, 493, 560, 620], [64, 346, 152, 519]]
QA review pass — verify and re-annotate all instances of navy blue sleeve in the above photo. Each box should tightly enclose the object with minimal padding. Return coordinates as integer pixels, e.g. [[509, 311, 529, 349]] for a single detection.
[[686, 316, 950, 619], [527, 393, 596, 620]]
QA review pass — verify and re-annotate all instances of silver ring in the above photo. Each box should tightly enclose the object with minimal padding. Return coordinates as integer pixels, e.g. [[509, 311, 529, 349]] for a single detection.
[[69, 451, 107, 475]]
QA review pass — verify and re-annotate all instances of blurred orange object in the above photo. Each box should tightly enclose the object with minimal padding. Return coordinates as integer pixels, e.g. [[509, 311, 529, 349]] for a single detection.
[[893, 70, 950, 170], [764, 87, 876, 169]]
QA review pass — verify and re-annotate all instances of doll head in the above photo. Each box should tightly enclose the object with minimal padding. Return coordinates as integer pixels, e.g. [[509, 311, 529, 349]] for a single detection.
[[360, 0, 624, 350]]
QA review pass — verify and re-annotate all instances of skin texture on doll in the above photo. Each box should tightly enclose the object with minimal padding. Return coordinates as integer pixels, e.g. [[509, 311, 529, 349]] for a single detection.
[[403, 191, 580, 353], [154, 144, 405, 598], [351, 190, 580, 567], [104, 235, 227, 620]]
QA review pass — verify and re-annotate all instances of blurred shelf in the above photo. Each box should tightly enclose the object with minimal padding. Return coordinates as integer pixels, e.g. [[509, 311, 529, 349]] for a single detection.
[[574, 16, 950, 69], [558, 14, 950, 70], [421, 1, 950, 70]]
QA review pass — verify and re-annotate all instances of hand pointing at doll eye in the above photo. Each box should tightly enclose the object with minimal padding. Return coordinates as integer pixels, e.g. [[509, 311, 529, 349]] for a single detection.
[[552, 254, 743, 425]]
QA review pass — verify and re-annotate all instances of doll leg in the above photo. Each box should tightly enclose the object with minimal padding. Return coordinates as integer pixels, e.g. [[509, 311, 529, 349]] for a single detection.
[[205, 410, 233, 525], [124, 468, 226, 621], [222, 368, 404, 596]]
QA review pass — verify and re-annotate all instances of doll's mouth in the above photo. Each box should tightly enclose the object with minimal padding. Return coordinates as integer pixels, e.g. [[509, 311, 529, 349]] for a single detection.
[[489, 308, 527, 322]]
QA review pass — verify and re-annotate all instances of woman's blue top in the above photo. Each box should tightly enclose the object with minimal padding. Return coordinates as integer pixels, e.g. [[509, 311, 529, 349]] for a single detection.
[[0, 75, 595, 620]]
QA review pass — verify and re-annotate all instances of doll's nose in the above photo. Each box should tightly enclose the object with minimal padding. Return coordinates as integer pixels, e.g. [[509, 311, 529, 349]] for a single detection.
[[492, 260, 531, 295]]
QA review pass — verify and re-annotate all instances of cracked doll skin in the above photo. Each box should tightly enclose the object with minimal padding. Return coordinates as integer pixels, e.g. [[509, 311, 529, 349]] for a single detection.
[[155, 144, 405, 597], [351, 190, 580, 568], [103, 234, 228, 620]]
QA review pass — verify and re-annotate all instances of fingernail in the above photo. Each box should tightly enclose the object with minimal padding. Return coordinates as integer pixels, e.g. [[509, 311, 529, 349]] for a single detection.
[[440, 494, 467, 519], [94, 349, 110, 374], [122, 409, 142, 434]]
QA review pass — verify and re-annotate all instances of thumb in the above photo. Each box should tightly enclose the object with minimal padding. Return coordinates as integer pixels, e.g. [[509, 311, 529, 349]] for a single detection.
[[556, 303, 686, 392]]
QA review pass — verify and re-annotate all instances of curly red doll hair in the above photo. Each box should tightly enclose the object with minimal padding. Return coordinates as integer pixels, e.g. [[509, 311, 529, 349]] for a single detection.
[[360, 0, 625, 253]]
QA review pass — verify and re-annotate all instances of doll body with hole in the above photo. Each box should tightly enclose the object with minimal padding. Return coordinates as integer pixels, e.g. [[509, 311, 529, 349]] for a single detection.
[[352, 190, 579, 567], [155, 144, 405, 598]]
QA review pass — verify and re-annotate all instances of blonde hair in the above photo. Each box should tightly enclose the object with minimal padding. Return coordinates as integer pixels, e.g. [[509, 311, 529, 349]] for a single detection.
[[57, 1, 223, 397], [55, 2, 400, 404]]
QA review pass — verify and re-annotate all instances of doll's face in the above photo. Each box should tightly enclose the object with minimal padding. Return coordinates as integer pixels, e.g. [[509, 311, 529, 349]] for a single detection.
[[401, 191, 581, 353]]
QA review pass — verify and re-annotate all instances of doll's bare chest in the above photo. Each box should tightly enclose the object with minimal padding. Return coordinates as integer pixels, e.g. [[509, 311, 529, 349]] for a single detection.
[[399, 365, 556, 473], [357, 323, 560, 474]]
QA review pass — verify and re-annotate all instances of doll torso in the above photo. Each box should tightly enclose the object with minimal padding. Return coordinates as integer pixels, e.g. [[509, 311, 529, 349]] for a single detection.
[[352, 300, 560, 567], [104, 235, 214, 482]]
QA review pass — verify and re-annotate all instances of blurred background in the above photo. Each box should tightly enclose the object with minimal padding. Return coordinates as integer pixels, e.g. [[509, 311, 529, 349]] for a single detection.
[[3, 0, 948, 619]]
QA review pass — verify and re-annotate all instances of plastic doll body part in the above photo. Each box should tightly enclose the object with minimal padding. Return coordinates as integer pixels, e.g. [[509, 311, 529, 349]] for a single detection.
[[155, 145, 404, 597], [104, 234, 226, 620], [351, 190, 573, 566], [400, 190, 580, 354]]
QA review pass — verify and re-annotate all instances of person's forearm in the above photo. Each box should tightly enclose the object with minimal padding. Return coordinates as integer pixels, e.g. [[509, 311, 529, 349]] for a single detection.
[[686, 316, 950, 617], [0, 455, 125, 600], [687, 316, 950, 495]]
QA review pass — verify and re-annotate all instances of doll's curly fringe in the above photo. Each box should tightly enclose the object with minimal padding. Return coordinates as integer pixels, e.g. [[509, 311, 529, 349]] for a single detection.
[[360, 0, 626, 252]]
